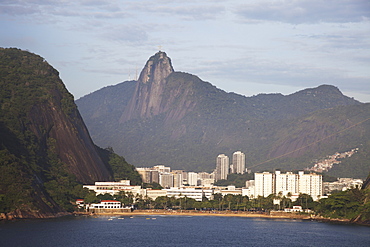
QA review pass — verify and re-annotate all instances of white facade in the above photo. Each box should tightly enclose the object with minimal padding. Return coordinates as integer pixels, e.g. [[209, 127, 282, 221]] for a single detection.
[[254, 171, 322, 201], [159, 173, 174, 188], [233, 151, 246, 174], [165, 187, 214, 201], [298, 171, 322, 201], [219, 186, 242, 197], [153, 165, 171, 173], [242, 187, 255, 199], [145, 189, 167, 200], [216, 154, 229, 180], [90, 200, 122, 209], [83, 180, 143, 196], [254, 172, 274, 197], [188, 172, 198, 186], [172, 173, 183, 188], [275, 171, 299, 196]]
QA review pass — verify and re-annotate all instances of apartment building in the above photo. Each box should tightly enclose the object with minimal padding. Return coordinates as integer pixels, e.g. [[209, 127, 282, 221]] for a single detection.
[[215, 154, 229, 180], [233, 151, 246, 174], [254, 171, 322, 201]]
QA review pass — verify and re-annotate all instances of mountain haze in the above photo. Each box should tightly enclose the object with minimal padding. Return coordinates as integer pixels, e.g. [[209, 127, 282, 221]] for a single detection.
[[76, 52, 369, 178]]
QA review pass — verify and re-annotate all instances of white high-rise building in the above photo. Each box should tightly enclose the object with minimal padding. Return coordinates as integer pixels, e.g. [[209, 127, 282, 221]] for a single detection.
[[215, 154, 229, 180], [233, 151, 246, 174], [136, 167, 159, 183], [298, 171, 322, 201], [254, 172, 274, 197], [159, 173, 174, 188], [188, 172, 198, 186], [275, 171, 299, 196], [172, 173, 183, 187]]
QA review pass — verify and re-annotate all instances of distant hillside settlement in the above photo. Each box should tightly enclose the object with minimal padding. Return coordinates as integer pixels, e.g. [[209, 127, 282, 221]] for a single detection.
[[306, 148, 358, 172]]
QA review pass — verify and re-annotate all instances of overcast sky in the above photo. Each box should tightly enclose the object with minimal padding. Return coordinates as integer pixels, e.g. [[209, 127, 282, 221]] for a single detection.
[[1, 0, 369, 102]]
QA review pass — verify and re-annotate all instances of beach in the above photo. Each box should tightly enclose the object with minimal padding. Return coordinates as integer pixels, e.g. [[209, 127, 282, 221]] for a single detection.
[[81, 209, 317, 220]]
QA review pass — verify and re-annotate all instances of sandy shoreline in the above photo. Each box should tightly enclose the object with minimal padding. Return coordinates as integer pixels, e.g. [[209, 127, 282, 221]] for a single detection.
[[75, 210, 369, 225], [77, 210, 315, 220]]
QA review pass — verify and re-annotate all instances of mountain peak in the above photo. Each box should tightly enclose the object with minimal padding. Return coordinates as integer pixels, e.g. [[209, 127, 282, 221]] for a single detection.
[[138, 51, 174, 84], [291, 84, 360, 104], [120, 51, 175, 122], [306, 84, 341, 94]]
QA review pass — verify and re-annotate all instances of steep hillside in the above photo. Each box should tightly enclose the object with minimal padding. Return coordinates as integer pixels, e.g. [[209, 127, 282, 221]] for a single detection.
[[254, 104, 370, 178], [0, 48, 141, 218], [76, 51, 367, 177]]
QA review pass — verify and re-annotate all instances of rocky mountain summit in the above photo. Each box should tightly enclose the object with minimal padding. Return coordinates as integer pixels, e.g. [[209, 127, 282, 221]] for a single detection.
[[121, 52, 175, 122]]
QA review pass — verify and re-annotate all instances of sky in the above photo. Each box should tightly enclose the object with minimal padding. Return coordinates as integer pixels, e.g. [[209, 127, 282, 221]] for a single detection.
[[1, 0, 370, 102]]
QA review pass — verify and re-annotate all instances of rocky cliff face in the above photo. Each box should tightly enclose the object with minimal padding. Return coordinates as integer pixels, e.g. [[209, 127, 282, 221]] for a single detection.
[[0, 48, 111, 183], [121, 52, 175, 122], [27, 89, 112, 183]]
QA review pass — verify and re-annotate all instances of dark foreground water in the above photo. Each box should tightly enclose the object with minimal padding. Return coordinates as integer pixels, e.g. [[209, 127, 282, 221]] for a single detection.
[[0, 215, 369, 247]]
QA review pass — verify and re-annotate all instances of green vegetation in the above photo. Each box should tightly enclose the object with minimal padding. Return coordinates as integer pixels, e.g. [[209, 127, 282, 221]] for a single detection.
[[132, 193, 302, 212], [142, 182, 163, 190], [96, 146, 142, 185], [214, 173, 254, 187], [316, 188, 370, 221], [0, 48, 76, 214], [0, 149, 35, 213], [0, 48, 142, 216]]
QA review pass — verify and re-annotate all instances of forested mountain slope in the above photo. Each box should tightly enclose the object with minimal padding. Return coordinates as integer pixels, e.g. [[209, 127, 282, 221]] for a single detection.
[[0, 48, 140, 218]]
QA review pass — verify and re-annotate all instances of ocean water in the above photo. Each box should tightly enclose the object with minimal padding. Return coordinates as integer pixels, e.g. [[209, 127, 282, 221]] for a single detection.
[[0, 215, 369, 247]]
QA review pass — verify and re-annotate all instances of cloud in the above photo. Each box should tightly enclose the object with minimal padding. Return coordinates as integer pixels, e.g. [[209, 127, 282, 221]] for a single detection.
[[235, 0, 370, 24], [100, 24, 149, 44], [0, 5, 39, 15], [303, 30, 370, 51], [153, 5, 225, 20], [185, 54, 370, 96], [127, 1, 226, 21], [0, 0, 124, 18]]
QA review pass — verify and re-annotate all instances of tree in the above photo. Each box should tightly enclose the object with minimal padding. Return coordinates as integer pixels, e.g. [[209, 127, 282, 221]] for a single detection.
[[316, 188, 366, 219], [97, 193, 114, 201], [115, 191, 134, 206], [294, 194, 315, 210], [83, 189, 99, 204], [153, 196, 170, 209]]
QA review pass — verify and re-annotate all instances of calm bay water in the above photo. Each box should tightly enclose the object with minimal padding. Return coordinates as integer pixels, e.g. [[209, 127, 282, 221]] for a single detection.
[[0, 215, 369, 247]]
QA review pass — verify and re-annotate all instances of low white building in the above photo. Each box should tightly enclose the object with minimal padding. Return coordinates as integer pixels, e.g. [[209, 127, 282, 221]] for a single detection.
[[165, 187, 214, 201], [216, 185, 242, 197], [242, 187, 255, 199], [83, 180, 144, 197], [145, 189, 167, 200], [284, 205, 313, 213], [90, 200, 122, 209], [284, 205, 303, 212]]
